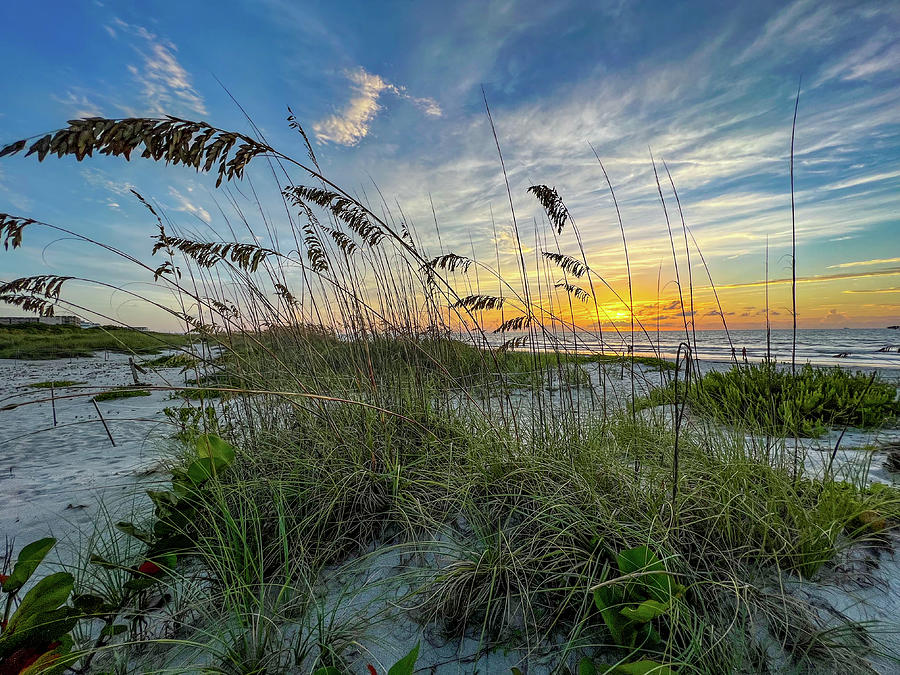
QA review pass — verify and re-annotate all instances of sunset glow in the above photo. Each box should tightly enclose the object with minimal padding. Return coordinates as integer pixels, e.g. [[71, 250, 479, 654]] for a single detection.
[[0, 1, 898, 330]]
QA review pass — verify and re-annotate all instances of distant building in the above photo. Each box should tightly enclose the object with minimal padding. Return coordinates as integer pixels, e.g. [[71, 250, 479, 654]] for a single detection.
[[0, 315, 80, 326], [80, 321, 101, 329]]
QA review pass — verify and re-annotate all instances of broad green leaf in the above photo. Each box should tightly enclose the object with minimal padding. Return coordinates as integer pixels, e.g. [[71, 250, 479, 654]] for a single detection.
[[579, 657, 597, 675], [616, 546, 664, 577], [620, 599, 670, 623], [311, 668, 341, 675], [0, 606, 79, 659], [186, 456, 230, 484], [124, 575, 160, 592], [170, 470, 193, 496], [628, 621, 660, 650], [594, 586, 628, 645], [72, 593, 113, 615], [611, 660, 676, 675], [511, 669, 524, 675], [147, 489, 178, 511], [6, 572, 74, 634], [616, 546, 678, 603], [196, 434, 236, 465], [159, 552, 178, 569], [645, 625, 663, 649], [19, 633, 77, 675], [388, 642, 420, 675], [147, 532, 193, 557], [2, 537, 56, 593]]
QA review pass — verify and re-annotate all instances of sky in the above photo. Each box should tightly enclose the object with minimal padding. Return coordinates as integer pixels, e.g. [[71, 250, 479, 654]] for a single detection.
[[0, 0, 898, 331]]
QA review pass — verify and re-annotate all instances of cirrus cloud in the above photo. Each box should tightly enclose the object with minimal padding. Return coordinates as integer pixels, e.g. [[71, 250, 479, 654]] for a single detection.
[[313, 67, 442, 146], [109, 18, 207, 117]]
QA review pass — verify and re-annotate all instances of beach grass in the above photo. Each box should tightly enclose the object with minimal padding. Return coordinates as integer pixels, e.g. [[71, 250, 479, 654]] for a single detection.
[[1, 113, 898, 674], [141, 353, 200, 368], [0, 323, 193, 359], [64, 382, 899, 673], [27, 379, 86, 388], [92, 388, 152, 402], [636, 361, 900, 437]]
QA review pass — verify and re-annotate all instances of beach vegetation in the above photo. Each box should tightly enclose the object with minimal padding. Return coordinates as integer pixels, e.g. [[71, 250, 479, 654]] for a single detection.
[[92, 388, 152, 402], [0, 323, 192, 360], [636, 362, 900, 437], [26, 380, 85, 389], [0, 110, 897, 673], [141, 353, 199, 369]]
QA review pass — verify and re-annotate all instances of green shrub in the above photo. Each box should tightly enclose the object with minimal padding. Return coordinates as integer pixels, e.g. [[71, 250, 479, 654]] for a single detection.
[[637, 362, 899, 437], [141, 353, 198, 368]]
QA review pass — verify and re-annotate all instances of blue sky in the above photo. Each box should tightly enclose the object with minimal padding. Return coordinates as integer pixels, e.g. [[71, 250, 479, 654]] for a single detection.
[[0, 0, 898, 330]]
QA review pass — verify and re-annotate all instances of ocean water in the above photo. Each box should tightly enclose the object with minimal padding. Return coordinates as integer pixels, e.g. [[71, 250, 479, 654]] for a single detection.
[[485, 328, 900, 370]]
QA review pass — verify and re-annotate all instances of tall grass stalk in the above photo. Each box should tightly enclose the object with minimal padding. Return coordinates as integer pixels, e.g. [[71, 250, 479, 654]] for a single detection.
[[592, 144, 634, 417], [790, 79, 801, 375]]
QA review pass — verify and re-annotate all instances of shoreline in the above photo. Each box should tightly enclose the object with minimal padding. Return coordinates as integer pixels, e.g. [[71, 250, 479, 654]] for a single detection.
[[492, 346, 900, 375]]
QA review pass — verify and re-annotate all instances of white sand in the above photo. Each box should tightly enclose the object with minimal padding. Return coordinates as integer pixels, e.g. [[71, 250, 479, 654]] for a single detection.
[[0, 353, 187, 558]]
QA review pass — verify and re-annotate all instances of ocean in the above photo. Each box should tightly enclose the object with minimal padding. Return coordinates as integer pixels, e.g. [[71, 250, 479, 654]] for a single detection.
[[484, 328, 900, 371]]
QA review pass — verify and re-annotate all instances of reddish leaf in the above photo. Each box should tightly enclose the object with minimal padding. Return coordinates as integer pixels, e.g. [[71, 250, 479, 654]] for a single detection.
[[137, 561, 162, 575]]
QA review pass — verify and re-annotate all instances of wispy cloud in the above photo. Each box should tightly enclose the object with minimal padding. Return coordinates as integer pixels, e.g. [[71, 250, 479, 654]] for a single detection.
[[167, 186, 211, 223], [843, 287, 900, 294], [827, 257, 900, 269], [82, 169, 210, 222], [339, 0, 900, 313], [81, 168, 137, 196], [492, 228, 534, 256], [53, 91, 104, 118], [817, 30, 900, 84], [820, 170, 900, 192], [110, 18, 207, 116], [733, 0, 840, 65], [717, 267, 900, 290], [313, 67, 441, 145]]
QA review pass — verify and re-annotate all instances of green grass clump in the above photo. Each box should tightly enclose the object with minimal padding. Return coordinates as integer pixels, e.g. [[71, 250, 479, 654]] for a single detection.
[[588, 353, 675, 371], [92, 388, 152, 402], [214, 331, 608, 396], [113, 397, 894, 674], [0, 323, 193, 359], [637, 362, 900, 437], [27, 379, 85, 388]]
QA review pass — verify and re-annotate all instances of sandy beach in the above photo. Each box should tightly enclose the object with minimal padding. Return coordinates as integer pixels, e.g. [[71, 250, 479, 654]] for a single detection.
[[3, 353, 898, 554], [1, 350, 899, 673], [0, 353, 188, 556]]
